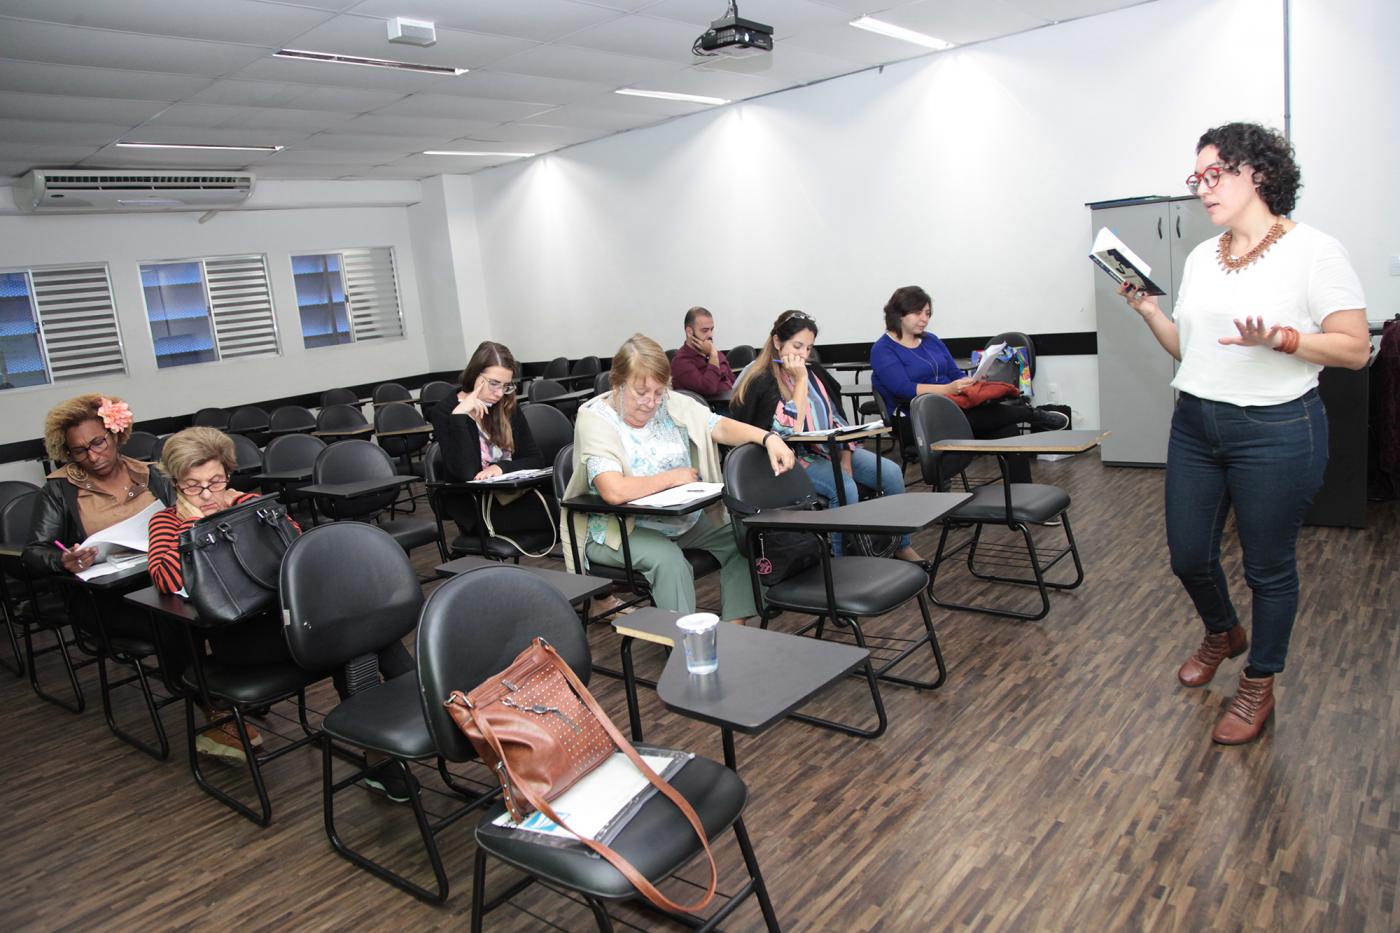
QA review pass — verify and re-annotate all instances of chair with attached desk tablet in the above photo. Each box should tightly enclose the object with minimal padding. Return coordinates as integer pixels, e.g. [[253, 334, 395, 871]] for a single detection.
[[375, 401, 434, 509], [125, 585, 321, 826], [555, 444, 721, 620], [282, 522, 494, 904], [424, 443, 556, 564], [911, 393, 1085, 622], [258, 433, 325, 520], [418, 380, 455, 421], [373, 381, 413, 406], [122, 431, 161, 462], [416, 566, 781, 933], [321, 387, 359, 408], [0, 482, 37, 676], [306, 440, 436, 554], [268, 404, 317, 437], [192, 407, 229, 430], [0, 490, 86, 707], [723, 443, 958, 693], [314, 402, 373, 442], [229, 432, 264, 493], [227, 405, 270, 445]]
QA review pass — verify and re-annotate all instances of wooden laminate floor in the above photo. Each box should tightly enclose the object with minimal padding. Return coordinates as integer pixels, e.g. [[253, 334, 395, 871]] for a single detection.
[[1, 455, 1396, 932]]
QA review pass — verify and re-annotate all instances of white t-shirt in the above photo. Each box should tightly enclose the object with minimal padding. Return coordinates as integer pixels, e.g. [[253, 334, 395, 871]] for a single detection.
[[1171, 222, 1366, 407]]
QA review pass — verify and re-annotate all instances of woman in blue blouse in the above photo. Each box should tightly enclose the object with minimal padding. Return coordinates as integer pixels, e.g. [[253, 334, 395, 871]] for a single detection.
[[731, 310, 922, 560], [870, 285, 1064, 483]]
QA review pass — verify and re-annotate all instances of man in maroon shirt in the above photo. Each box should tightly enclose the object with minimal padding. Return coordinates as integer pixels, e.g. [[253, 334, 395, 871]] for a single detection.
[[670, 306, 735, 398]]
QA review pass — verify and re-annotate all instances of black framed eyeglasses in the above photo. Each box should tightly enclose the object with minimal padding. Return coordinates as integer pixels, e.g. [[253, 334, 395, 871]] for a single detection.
[[178, 477, 229, 496], [65, 434, 111, 460]]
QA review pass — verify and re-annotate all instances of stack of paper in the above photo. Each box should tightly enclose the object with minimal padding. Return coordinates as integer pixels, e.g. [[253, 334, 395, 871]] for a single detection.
[[74, 500, 163, 581], [627, 483, 723, 508]]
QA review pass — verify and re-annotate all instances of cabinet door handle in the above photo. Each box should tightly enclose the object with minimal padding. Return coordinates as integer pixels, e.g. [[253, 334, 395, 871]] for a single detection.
[[1176, 215, 1182, 238], [1157, 217, 1163, 239]]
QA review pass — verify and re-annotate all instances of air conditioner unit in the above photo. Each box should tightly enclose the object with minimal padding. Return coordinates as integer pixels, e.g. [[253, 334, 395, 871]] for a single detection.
[[14, 170, 256, 212]]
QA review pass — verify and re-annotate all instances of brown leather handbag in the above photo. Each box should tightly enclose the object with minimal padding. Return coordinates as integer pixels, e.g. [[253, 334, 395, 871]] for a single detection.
[[443, 638, 717, 913]]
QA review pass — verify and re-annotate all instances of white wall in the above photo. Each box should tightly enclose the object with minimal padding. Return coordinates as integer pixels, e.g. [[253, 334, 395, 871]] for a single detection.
[[1290, 0, 1400, 320], [444, 0, 1288, 430], [0, 201, 429, 451]]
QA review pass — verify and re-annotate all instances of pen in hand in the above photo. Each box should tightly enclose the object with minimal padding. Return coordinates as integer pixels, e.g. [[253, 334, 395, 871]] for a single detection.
[[54, 540, 70, 552]]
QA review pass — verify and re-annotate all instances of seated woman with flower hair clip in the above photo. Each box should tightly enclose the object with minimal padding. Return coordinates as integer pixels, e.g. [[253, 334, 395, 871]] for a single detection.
[[22, 394, 185, 705]]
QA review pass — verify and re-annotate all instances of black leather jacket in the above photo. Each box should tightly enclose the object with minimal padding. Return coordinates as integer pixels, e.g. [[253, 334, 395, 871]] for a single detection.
[[22, 460, 175, 576]]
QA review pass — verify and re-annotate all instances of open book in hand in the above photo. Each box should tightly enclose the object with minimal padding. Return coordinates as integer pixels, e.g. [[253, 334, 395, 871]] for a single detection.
[[74, 499, 163, 580], [1090, 227, 1166, 296]]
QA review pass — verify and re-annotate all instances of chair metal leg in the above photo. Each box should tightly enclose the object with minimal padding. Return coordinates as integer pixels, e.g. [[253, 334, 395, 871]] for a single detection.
[[732, 816, 783, 932], [621, 636, 645, 742], [470, 848, 488, 933], [25, 622, 85, 713], [97, 648, 173, 760], [187, 699, 274, 826], [929, 515, 1083, 622], [1, 609, 22, 677], [787, 655, 888, 739], [586, 897, 617, 932], [322, 744, 449, 904]]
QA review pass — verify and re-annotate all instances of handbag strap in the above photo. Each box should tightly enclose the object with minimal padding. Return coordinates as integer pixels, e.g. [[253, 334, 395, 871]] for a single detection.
[[482, 488, 558, 559], [222, 510, 296, 591], [470, 643, 718, 915]]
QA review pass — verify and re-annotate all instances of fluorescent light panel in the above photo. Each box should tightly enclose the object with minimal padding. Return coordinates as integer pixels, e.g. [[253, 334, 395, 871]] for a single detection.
[[422, 150, 535, 158], [274, 48, 466, 76], [116, 141, 284, 152], [848, 16, 956, 50], [615, 88, 729, 106]]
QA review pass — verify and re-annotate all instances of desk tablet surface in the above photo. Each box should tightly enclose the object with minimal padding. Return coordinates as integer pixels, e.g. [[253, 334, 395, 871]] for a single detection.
[[562, 490, 722, 517], [655, 621, 869, 733], [931, 429, 1110, 454], [742, 491, 969, 534], [125, 584, 206, 625], [299, 475, 416, 498], [434, 556, 611, 603]]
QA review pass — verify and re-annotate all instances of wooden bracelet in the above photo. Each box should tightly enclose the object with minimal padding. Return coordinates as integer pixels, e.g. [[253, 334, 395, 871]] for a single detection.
[[1272, 326, 1301, 354]]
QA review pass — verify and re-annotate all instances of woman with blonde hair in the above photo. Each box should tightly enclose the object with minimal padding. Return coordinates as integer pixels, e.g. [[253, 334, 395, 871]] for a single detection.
[[561, 334, 795, 623]]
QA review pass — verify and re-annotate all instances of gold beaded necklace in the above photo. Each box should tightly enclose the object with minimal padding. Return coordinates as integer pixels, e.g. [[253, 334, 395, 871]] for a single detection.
[[1217, 222, 1286, 273]]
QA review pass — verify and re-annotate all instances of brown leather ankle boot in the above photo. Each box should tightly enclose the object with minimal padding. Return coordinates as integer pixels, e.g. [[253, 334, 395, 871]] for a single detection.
[[1178, 625, 1248, 687], [1211, 673, 1275, 745]]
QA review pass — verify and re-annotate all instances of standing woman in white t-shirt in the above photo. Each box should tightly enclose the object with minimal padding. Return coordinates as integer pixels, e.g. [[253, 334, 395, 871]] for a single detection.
[[1121, 122, 1370, 746]]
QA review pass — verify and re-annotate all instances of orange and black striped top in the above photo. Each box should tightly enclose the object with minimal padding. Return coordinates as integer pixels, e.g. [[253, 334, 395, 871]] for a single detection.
[[148, 493, 300, 594]]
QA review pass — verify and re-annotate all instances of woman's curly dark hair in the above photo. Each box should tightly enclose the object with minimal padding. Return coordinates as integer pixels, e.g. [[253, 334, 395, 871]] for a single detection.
[[1196, 122, 1301, 216]]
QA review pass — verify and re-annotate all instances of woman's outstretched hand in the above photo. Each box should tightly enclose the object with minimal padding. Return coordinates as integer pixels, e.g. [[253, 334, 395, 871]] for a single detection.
[[1219, 315, 1282, 348]]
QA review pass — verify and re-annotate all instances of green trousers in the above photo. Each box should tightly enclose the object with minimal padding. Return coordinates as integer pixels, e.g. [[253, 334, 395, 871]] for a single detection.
[[585, 513, 757, 620]]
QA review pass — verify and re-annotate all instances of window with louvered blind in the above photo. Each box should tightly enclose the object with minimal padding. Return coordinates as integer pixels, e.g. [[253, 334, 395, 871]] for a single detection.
[[0, 264, 126, 389], [292, 247, 404, 349], [141, 254, 279, 368]]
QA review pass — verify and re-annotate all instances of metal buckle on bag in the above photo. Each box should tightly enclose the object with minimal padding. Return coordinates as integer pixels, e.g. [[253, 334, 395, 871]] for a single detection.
[[217, 521, 236, 542]]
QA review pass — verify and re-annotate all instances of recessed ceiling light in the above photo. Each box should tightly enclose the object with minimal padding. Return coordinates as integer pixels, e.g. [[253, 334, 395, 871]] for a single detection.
[[848, 16, 956, 51], [274, 48, 466, 76], [615, 88, 730, 106], [422, 150, 536, 159], [115, 141, 285, 152]]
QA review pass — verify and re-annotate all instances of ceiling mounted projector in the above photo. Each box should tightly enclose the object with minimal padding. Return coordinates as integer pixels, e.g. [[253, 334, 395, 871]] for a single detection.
[[693, 1, 773, 58]]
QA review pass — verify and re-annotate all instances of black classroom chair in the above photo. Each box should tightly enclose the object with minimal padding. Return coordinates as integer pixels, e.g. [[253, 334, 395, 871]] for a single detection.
[[192, 407, 229, 430], [122, 431, 161, 462], [229, 433, 264, 493], [315, 403, 370, 441], [321, 387, 360, 408], [418, 380, 455, 420], [260, 433, 325, 520], [0, 490, 83, 706], [423, 443, 555, 563], [227, 405, 270, 444], [373, 382, 413, 406], [268, 404, 317, 436], [910, 393, 1083, 622], [282, 522, 494, 904], [724, 442, 946, 700], [310, 440, 436, 554], [0, 482, 40, 676], [415, 566, 781, 933]]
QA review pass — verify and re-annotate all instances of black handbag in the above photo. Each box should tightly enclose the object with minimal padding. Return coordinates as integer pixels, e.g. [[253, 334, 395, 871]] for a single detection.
[[178, 495, 299, 624], [725, 493, 826, 585]]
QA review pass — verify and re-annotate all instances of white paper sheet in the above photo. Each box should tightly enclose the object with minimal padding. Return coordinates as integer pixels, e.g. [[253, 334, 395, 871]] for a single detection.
[[971, 342, 1007, 381], [627, 482, 723, 508], [491, 752, 682, 842]]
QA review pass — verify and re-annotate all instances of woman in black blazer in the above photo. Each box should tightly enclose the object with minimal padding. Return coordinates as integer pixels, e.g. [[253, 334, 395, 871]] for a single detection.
[[428, 341, 549, 539]]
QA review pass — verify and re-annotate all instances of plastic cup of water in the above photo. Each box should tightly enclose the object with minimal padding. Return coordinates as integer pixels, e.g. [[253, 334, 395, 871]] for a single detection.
[[676, 612, 719, 674]]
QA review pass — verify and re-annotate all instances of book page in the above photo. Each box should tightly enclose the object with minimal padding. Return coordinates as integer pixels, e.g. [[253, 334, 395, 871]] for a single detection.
[[971, 343, 1007, 381], [77, 500, 163, 562], [491, 751, 685, 842]]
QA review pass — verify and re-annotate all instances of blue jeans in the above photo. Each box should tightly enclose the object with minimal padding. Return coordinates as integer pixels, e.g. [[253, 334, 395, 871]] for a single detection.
[[1165, 391, 1328, 674], [803, 447, 912, 555]]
